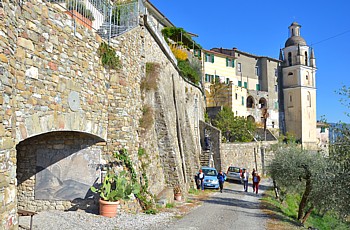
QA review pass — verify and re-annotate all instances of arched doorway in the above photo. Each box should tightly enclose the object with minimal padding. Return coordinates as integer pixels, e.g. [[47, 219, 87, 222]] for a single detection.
[[259, 97, 267, 109], [16, 131, 105, 212], [246, 96, 255, 108]]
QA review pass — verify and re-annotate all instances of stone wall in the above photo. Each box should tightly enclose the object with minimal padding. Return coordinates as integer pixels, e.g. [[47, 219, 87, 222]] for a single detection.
[[0, 0, 206, 228], [220, 141, 277, 175]]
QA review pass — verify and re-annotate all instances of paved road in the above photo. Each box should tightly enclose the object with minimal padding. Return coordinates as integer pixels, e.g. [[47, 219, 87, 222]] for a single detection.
[[159, 179, 272, 230]]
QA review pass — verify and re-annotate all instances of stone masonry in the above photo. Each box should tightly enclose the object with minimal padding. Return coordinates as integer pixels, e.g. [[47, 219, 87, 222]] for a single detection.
[[0, 1, 206, 229]]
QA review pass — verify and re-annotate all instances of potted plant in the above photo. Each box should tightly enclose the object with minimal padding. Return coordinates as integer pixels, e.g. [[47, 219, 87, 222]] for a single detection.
[[90, 170, 140, 217], [173, 185, 182, 201], [66, 0, 95, 29]]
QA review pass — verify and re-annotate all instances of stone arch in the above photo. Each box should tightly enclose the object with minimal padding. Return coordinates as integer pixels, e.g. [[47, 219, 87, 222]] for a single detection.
[[246, 96, 255, 108], [16, 112, 107, 142], [259, 97, 267, 109], [16, 131, 105, 212], [247, 115, 255, 123]]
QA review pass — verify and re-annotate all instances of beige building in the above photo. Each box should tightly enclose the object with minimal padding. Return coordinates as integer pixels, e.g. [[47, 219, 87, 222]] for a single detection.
[[202, 48, 280, 130], [280, 22, 317, 148], [203, 22, 319, 148]]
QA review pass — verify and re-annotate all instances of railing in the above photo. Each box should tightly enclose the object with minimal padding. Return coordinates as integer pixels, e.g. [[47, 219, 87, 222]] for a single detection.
[[47, 0, 144, 41]]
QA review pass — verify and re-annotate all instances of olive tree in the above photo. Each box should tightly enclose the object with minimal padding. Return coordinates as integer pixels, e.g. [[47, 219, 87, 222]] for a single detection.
[[268, 144, 330, 223]]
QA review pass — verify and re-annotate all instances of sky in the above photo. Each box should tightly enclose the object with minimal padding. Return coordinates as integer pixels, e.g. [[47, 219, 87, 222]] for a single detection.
[[149, 0, 350, 124]]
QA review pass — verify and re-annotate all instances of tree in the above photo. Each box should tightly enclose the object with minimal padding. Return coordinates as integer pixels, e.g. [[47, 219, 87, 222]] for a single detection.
[[208, 80, 229, 106], [212, 106, 256, 142], [268, 144, 330, 223]]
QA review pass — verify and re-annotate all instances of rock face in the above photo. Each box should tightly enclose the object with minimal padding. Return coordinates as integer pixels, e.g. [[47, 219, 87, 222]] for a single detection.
[[0, 0, 205, 228]]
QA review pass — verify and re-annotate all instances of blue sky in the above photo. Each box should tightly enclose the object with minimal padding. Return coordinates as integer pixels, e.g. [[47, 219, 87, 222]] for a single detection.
[[149, 0, 350, 123]]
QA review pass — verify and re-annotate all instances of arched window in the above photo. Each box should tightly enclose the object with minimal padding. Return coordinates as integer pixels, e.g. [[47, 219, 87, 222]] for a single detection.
[[259, 97, 267, 109], [288, 52, 292, 66], [305, 51, 308, 66], [247, 115, 255, 123], [246, 96, 255, 108]]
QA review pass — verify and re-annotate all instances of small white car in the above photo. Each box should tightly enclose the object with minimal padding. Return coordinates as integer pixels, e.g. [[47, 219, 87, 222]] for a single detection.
[[226, 166, 245, 182]]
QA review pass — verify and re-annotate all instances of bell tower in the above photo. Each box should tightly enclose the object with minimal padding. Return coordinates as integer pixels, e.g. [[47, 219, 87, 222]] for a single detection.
[[280, 22, 317, 149]]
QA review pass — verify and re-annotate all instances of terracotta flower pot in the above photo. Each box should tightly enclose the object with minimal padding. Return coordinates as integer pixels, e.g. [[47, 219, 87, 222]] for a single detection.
[[174, 193, 182, 201], [99, 199, 120, 218]]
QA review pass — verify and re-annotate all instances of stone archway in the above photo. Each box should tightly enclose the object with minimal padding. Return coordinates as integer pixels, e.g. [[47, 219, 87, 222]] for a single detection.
[[246, 96, 255, 108], [16, 131, 105, 212]]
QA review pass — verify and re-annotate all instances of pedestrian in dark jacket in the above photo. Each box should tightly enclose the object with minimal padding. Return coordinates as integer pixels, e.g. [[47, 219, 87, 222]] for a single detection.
[[217, 170, 226, 193], [251, 168, 256, 192]]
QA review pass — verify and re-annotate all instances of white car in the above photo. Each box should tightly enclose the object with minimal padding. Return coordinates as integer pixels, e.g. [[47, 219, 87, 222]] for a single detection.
[[226, 166, 245, 182]]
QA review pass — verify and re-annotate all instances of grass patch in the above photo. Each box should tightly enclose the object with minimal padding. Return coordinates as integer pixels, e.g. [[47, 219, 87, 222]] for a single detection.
[[165, 203, 175, 208], [261, 189, 350, 230], [188, 188, 200, 195], [141, 62, 160, 91]]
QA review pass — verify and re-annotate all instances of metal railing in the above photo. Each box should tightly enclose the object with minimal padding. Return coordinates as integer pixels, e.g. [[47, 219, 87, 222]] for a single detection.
[[47, 0, 144, 41]]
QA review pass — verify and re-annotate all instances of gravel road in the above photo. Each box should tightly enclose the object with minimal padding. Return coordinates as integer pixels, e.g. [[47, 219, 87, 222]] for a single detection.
[[158, 179, 272, 230], [19, 179, 272, 230]]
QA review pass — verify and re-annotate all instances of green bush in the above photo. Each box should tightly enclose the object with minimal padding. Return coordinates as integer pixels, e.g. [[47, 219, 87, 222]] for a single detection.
[[177, 60, 200, 85]]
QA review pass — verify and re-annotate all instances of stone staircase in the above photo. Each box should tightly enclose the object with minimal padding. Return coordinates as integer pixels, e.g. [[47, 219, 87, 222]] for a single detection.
[[96, 22, 129, 39], [200, 150, 210, 167]]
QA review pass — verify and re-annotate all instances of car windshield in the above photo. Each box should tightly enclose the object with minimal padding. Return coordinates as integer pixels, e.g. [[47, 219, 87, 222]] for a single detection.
[[228, 167, 240, 173], [202, 169, 217, 176]]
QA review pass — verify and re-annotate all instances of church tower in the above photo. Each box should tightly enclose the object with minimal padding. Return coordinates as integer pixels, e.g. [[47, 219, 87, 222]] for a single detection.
[[280, 22, 317, 149]]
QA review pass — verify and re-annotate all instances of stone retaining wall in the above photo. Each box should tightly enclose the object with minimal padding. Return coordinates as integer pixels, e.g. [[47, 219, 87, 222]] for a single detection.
[[0, 0, 206, 228]]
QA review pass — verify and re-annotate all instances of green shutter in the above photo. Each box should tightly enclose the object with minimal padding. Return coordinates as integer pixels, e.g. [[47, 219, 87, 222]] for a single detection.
[[256, 84, 260, 91], [244, 82, 247, 88], [226, 58, 228, 67], [211, 54, 214, 63], [232, 60, 235, 68], [241, 96, 244, 105], [238, 81, 242, 87]]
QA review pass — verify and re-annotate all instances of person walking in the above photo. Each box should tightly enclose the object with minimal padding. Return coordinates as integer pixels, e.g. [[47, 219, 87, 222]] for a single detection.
[[251, 168, 256, 192], [253, 172, 261, 194], [217, 170, 226, 193], [198, 169, 205, 191], [241, 169, 249, 192]]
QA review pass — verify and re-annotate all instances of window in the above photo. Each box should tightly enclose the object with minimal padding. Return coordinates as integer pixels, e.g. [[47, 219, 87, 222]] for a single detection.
[[274, 68, 278, 77], [205, 54, 214, 63], [244, 82, 247, 88], [288, 52, 292, 66], [238, 81, 242, 87], [275, 85, 278, 92], [256, 84, 260, 91], [237, 63, 242, 72], [305, 51, 308, 66], [215, 75, 220, 83], [226, 58, 234, 67], [289, 95, 292, 102], [205, 74, 214, 82], [226, 78, 230, 84], [241, 96, 244, 105], [306, 75, 308, 80], [235, 93, 238, 100], [274, 101, 278, 109], [255, 66, 259, 76], [272, 121, 275, 128], [320, 127, 325, 133]]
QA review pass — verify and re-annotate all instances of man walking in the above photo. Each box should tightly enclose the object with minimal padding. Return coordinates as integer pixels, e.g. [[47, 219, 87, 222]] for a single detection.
[[217, 170, 226, 193], [241, 169, 249, 192]]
